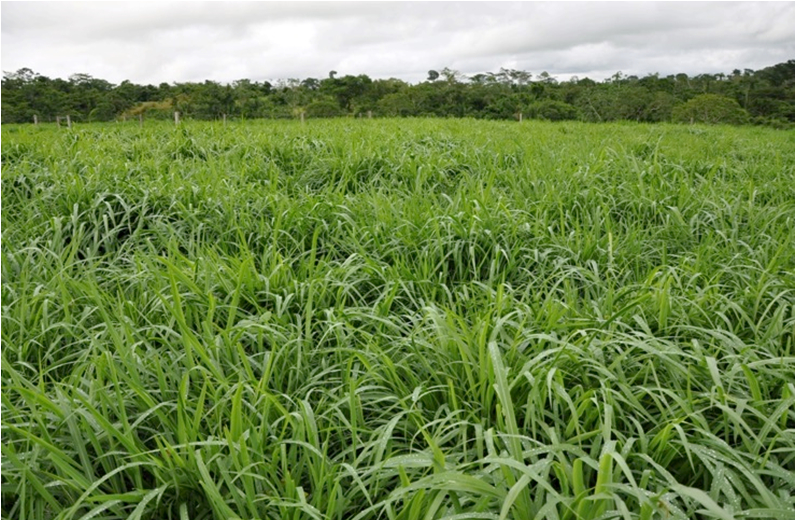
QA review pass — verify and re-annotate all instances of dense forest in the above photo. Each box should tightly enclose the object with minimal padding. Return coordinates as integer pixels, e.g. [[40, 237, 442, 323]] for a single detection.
[[2, 61, 793, 127]]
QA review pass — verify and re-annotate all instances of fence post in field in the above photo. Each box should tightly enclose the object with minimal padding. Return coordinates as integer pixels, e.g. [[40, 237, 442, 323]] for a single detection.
[[66, 115, 72, 129], [56, 116, 61, 129], [519, 112, 523, 123], [33, 115, 38, 125], [139, 114, 143, 127], [368, 110, 372, 119], [300, 112, 305, 124], [174, 111, 180, 126], [223, 114, 227, 126]]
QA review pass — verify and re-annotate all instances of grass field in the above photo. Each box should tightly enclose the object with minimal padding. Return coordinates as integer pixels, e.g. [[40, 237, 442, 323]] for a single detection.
[[2, 119, 794, 519]]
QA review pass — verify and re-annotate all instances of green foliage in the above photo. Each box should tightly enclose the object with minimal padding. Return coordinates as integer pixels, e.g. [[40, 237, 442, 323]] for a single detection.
[[673, 94, 751, 125], [2, 119, 794, 519], [526, 99, 580, 121], [576, 86, 655, 122], [2, 61, 793, 126], [305, 98, 344, 118], [483, 93, 522, 119], [121, 99, 176, 120], [320, 74, 373, 110], [377, 91, 416, 117], [644, 91, 678, 122]]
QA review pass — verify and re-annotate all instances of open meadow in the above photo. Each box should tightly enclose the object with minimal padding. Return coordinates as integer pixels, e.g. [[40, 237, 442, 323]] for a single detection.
[[2, 119, 794, 519]]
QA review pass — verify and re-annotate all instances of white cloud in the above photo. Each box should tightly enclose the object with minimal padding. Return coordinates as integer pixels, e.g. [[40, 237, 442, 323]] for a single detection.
[[1, 1, 793, 85]]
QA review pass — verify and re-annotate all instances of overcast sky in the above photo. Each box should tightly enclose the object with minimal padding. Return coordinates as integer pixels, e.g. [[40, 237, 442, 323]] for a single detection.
[[2, 2, 794, 85]]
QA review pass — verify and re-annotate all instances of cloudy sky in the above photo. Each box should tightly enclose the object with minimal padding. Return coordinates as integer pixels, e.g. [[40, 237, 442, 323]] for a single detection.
[[2, 2, 794, 85]]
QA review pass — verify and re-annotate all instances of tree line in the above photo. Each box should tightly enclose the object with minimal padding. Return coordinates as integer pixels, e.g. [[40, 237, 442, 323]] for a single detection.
[[2, 61, 793, 127]]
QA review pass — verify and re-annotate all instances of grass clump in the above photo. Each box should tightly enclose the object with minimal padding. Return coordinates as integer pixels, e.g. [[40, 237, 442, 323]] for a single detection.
[[2, 119, 794, 519]]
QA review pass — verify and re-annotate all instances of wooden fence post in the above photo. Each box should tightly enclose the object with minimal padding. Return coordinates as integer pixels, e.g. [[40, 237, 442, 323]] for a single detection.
[[66, 115, 72, 129], [300, 112, 305, 124], [33, 115, 38, 125], [174, 111, 180, 126], [519, 112, 523, 123], [139, 114, 143, 127], [368, 110, 372, 119], [223, 113, 227, 126], [56, 116, 61, 129]]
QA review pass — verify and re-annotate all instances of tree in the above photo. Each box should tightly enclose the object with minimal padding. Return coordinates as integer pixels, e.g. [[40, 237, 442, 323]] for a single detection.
[[526, 99, 579, 121], [301, 78, 320, 91], [672, 94, 750, 125], [191, 81, 235, 119], [320, 74, 373, 111], [306, 98, 344, 118], [377, 91, 416, 117], [89, 102, 117, 121], [1, 61, 792, 126], [483, 94, 522, 120], [643, 92, 677, 122], [537, 71, 556, 84], [506, 69, 533, 86], [469, 73, 498, 85], [439, 67, 464, 84]]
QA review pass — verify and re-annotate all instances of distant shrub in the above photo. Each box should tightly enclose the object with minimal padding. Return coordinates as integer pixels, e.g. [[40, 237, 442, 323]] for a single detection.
[[305, 99, 343, 118], [672, 94, 750, 125], [483, 96, 522, 120], [377, 92, 416, 117], [88, 102, 117, 122], [526, 100, 580, 121], [121, 98, 179, 120], [752, 116, 794, 130]]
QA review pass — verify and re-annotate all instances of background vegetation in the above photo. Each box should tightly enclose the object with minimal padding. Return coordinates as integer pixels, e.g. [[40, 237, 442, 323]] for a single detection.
[[2, 61, 793, 127], [2, 119, 794, 519]]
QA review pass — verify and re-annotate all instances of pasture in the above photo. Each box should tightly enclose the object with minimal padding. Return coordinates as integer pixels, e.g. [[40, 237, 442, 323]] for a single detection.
[[2, 119, 794, 519]]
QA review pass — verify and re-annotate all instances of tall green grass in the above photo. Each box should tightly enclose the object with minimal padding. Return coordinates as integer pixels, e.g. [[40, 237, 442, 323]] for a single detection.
[[2, 119, 794, 519]]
